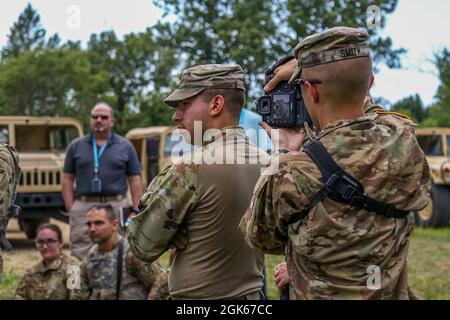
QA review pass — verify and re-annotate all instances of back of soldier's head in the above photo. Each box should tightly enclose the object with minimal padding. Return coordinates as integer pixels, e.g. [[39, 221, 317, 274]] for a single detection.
[[289, 26, 372, 107]]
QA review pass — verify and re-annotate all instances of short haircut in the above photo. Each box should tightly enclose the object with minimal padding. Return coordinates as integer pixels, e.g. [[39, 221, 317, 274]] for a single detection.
[[92, 102, 115, 119], [37, 223, 63, 242], [302, 57, 372, 106], [202, 89, 245, 120], [87, 204, 117, 222]]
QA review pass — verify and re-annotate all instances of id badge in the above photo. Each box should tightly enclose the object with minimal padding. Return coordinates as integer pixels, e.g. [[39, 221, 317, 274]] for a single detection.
[[91, 177, 102, 193]]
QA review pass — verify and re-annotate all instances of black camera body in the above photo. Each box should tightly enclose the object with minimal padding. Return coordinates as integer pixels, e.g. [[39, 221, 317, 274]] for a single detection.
[[256, 56, 312, 128]]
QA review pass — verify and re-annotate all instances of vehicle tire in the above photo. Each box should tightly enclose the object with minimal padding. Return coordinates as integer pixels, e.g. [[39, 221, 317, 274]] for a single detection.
[[415, 184, 450, 228], [19, 218, 50, 239]]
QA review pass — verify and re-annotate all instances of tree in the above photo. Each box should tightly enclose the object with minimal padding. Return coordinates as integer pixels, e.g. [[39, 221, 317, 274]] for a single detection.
[[153, 0, 405, 99], [87, 28, 178, 133], [422, 48, 450, 127], [0, 47, 108, 125], [391, 94, 427, 123], [1, 4, 46, 59]]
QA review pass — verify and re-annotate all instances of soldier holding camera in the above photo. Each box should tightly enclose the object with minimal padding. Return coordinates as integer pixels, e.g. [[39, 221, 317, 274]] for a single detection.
[[241, 27, 431, 299]]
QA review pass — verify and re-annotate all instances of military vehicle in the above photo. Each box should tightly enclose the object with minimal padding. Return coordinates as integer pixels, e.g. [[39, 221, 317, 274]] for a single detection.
[[125, 126, 194, 188], [1, 116, 83, 238], [415, 127, 450, 227]]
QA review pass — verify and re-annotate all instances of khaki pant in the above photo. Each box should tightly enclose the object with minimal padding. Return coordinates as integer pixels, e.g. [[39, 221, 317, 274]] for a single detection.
[[69, 198, 130, 261]]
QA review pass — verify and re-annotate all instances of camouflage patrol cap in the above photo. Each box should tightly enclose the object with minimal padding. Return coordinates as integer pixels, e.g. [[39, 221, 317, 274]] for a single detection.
[[289, 26, 371, 83], [164, 64, 246, 108]]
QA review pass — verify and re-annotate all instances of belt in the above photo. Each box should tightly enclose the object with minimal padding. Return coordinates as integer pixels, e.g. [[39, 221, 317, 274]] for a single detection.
[[76, 194, 126, 203]]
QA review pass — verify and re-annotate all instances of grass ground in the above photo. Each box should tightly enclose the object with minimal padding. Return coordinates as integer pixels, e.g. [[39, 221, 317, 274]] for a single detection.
[[263, 227, 450, 300], [1, 227, 449, 300]]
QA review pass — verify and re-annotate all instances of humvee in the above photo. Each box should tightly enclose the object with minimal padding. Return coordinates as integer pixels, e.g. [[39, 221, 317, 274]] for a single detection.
[[125, 126, 194, 188], [1, 116, 83, 238], [415, 127, 450, 227]]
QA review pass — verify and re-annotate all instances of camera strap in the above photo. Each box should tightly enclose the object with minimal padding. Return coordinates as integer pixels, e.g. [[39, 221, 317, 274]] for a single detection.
[[287, 139, 410, 225]]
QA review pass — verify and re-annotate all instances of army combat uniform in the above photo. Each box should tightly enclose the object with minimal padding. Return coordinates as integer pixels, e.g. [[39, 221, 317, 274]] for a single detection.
[[128, 64, 269, 300], [0, 143, 21, 281], [15, 254, 81, 300], [241, 27, 431, 300], [73, 235, 165, 300]]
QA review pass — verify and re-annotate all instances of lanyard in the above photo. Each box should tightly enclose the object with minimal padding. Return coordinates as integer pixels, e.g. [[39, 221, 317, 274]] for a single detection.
[[92, 136, 109, 175]]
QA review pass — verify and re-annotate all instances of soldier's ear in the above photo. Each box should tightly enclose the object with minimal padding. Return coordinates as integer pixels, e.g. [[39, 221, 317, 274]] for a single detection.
[[112, 219, 119, 230], [369, 74, 375, 90], [305, 81, 319, 103], [209, 95, 225, 117]]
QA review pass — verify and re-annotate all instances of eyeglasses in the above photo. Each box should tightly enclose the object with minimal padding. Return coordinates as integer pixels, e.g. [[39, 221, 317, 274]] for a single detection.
[[91, 114, 110, 120], [35, 239, 59, 247], [294, 79, 322, 85]]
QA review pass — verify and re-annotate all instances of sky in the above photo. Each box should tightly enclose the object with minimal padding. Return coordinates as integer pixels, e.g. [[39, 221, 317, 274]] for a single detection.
[[0, 0, 449, 107]]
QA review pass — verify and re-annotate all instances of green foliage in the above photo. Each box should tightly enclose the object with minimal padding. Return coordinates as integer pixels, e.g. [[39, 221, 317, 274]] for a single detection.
[[390, 94, 427, 123], [0, 272, 21, 300], [86, 28, 178, 133], [285, 0, 405, 69], [0, 1, 407, 133], [1, 4, 46, 59], [0, 47, 108, 128], [154, 0, 404, 98], [421, 48, 450, 127], [264, 227, 450, 300]]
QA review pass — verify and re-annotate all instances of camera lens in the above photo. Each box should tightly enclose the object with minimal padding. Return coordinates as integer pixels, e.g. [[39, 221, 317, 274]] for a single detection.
[[282, 83, 291, 92], [256, 96, 271, 115]]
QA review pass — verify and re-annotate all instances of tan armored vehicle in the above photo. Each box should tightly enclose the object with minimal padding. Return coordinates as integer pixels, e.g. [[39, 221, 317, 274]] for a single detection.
[[1, 116, 83, 238], [415, 127, 450, 227], [126, 126, 194, 188]]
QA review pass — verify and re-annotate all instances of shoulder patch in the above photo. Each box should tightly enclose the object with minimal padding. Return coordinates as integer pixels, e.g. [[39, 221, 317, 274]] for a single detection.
[[375, 110, 412, 120]]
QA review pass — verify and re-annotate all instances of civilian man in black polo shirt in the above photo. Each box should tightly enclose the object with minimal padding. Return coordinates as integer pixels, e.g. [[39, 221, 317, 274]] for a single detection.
[[62, 102, 142, 260]]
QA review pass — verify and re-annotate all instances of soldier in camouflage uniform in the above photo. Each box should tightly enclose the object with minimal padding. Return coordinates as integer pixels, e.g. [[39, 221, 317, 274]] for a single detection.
[[0, 143, 21, 282], [240, 27, 431, 299], [72, 205, 165, 300], [128, 64, 269, 299], [15, 224, 81, 300]]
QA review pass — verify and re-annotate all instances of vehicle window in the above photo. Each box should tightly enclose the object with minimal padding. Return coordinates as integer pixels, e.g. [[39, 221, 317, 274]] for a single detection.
[[447, 135, 450, 156], [0, 126, 9, 144], [417, 135, 443, 156], [164, 133, 195, 157], [15, 125, 80, 152]]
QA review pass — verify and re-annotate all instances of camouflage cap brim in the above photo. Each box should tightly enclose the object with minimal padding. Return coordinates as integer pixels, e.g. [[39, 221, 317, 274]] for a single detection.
[[163, 87, 206, 108], [288, 66, 302, 84]]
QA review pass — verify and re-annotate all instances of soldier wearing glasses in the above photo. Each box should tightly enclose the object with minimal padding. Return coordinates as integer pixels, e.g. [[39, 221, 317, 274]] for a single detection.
[[15, 224, 80, 300], [62, 103, 142, 260]]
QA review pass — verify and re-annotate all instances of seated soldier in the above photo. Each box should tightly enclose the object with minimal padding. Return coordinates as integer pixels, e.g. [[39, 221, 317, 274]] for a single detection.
[[15, 224, 80, 300], [72, 205, 167, 300]]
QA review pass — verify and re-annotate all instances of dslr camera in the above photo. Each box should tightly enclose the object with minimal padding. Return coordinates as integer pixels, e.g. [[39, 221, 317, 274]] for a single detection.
[[256, 56, 312, 128]]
